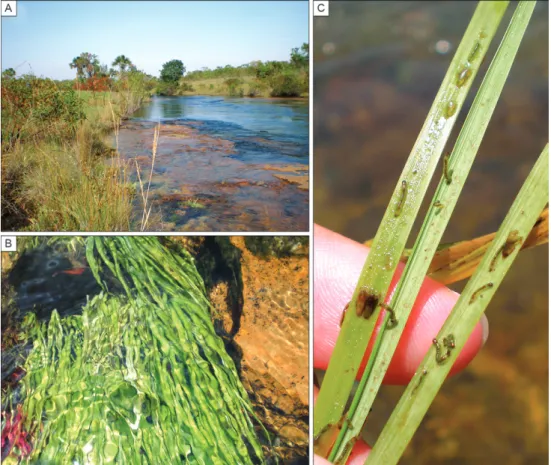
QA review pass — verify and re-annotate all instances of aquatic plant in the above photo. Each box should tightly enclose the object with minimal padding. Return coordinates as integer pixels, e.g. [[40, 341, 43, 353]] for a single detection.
[[1, 405, 33, 461], [9, 237, 266, 464], [314, 2, 547, 464]]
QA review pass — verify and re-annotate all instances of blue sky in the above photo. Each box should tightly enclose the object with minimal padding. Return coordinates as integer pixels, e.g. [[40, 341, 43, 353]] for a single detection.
[[2, 1, 308, 79]]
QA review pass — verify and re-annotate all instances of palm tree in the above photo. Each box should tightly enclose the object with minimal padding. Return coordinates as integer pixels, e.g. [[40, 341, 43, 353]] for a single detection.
[[69, 53, 100, 91], [112, 55, 134, 78], [69, 55, 86, 80]]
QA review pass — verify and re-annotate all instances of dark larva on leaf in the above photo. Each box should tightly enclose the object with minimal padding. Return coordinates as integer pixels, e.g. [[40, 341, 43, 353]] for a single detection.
[[456, 66, 472, 88], [355, 289, 379, 319], [468, 41, 481, 63], [395, 180, 407, 217], [443, 153, 453, 184], [469, 283, 494, 304], [433, 334, 455, 364], [444, 100, 457, 118]]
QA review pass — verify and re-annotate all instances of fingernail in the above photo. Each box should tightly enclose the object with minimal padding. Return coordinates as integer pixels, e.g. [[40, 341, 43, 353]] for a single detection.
[[480, 314, 489, 345]]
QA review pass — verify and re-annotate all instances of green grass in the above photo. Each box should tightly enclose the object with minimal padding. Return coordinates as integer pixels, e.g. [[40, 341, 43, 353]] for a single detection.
[[2, 86, 147, 232], [179, 75, 308, 98]]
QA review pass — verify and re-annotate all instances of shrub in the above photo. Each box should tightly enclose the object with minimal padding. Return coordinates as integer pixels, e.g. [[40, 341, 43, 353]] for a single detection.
[[1, 76, 86, 152], [247, 81, 268, 97], [224, 78, 244, 97], [270, 71, 303, 97], [155, 80, 177, 96], [180, 82, 195, 92], [74, 76, 111, 92]]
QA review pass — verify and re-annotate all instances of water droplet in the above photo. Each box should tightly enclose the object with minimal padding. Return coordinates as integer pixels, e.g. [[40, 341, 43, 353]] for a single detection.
[[434, 40, 452, 55], [322, 42, 336, 55]]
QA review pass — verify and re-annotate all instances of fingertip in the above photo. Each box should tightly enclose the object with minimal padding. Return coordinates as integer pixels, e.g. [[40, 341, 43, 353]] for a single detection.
[[314, 455, 332, 465], [314, 223, 490, 385], [347, 439, 371, 464]]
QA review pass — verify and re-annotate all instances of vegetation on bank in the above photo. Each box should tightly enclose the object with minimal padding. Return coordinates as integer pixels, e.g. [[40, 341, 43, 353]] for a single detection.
[[168, 44, 309, 98], [1, 54, 153, 231]]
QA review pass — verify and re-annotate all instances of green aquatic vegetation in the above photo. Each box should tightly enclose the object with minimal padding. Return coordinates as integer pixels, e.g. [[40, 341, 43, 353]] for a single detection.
[[14, 237, 266, 464], [184, 199, 206, 209]]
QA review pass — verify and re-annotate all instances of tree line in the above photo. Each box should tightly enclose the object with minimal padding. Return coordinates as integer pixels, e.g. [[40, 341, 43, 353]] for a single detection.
[[2, 43, 308, 97]]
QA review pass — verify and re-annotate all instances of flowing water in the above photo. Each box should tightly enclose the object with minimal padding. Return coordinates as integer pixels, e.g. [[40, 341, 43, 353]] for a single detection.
[[114, 96, 309, 232]]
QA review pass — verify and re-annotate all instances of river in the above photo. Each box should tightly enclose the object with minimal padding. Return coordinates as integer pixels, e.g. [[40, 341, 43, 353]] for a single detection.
[[114, 95, 309, 232]]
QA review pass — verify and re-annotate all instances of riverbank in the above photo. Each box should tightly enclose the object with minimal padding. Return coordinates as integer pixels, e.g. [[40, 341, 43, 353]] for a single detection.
[[177, 76, 309, 99], [1, 83, 148, 231]]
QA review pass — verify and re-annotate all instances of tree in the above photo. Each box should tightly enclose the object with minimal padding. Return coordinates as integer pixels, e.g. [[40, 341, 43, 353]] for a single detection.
[[112, 55, 134, 78], [2, 68, 16, 79], [290, 43, 309, 68], [69, 53, 100, 80], [160, 60, 185, 83]]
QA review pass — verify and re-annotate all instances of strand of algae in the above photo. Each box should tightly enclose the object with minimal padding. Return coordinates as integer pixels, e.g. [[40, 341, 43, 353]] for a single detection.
[[367, 143, 548, 464], [328, 2, 536, 462], [17, 236, 266, 464], [313, 1, 509, 457]]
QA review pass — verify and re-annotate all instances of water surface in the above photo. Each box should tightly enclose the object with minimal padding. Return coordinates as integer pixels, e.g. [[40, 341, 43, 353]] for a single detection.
[[115, 96, 309, 232]]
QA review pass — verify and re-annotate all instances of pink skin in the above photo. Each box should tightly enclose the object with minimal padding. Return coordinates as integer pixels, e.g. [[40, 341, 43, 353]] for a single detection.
[[313, 225, 489, 463]]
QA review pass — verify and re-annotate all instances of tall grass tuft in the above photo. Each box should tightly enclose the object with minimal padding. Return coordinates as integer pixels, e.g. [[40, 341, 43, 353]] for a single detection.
[[1, 75, 152, 231]]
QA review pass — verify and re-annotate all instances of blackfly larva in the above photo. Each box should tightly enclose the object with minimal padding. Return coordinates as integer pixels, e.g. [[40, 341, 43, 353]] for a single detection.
[[443, 153, 453, 184], [337, 439, 357, 465], [456, 66, 472, 88], [469, 283, 494, 304], [468, 41, 481, 63], [411, 369, 428, 396], [502, 230, 523, 258], [433, 334, 455, 364], [445, 100, 457, 118], [381, 302, 398, 328], [339, 302, 350, 327], [355, 289, 380, 319], [489, 231, 523, 272], [443, 334, 455, 350], [432, 338, 444, 363], [433, 201, 444, 208], [395, 180, 407, 217]]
